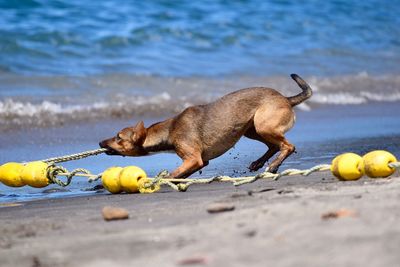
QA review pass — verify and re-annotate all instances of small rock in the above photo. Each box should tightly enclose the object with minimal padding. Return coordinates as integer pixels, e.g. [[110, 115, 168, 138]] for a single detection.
[[277, 189, 294, 194], [177, 256, 208, 265], [42, 188, 69, 193], [230, 193, 249, 198], [249, 187, 275, 194], [32, 256, 42, 267], [207, 203, 235, 213], [321, 208, 357, 220], [244, 230, 257, 238], [82, 184, 104, 192], [102, 206, 129, 221]]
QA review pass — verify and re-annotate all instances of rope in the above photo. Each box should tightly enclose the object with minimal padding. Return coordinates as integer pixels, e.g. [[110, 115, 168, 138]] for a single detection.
[[141, 164, 332, 192], [46, 164, 100, 187], [389, 162, 400, 169], [46, 164, 332, 192], [37, 148, 399, 193], [41, 148, 108, 164]]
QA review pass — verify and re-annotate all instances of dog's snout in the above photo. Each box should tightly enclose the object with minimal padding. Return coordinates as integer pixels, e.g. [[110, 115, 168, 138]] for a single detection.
[[99, 140, 107, 148]]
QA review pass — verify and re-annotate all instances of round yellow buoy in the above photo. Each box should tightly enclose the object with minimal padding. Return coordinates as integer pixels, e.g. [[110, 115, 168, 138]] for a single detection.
[[101, 167, 123, 194], [0, 162, 25, 187], [331, 153, 364, 181], [20, 161, 50, 188], [119, 166, 147, 193], [362, 150, 397, 178]]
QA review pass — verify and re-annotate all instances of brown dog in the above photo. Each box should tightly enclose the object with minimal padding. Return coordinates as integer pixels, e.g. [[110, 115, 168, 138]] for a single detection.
[[99, 74, 312, 178]]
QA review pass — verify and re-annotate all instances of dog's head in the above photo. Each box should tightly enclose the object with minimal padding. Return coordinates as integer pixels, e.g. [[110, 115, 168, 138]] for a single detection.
[[99, 121, 147, 156]]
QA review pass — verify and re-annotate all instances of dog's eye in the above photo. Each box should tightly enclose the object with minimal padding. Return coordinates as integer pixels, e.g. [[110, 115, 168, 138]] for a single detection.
[[116, 134, 122, 141]]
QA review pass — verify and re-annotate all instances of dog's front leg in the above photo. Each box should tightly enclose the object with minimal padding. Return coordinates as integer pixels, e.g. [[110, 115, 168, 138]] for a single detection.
[[171, 158, 205, 178]]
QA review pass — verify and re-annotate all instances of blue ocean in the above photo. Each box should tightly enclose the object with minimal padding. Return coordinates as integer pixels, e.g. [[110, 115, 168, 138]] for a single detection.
[[0, 0, 399, 202]]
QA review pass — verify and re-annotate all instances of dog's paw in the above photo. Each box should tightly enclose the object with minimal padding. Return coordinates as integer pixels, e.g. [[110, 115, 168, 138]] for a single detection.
[[265, 166, 278, 174], [248, 161, 264, 172]]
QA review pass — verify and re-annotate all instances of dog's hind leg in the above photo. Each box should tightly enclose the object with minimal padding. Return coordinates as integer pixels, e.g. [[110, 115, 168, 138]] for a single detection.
[[264, 136, 295, 173], [248, 143, 279, 172], [253, 105, 296, 173]]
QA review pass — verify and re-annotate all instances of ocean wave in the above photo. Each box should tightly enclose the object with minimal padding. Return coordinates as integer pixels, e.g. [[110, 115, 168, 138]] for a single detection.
[[310, 93, 367, 105], [0, 73, 399, 130], [0, 93, 197, 130]]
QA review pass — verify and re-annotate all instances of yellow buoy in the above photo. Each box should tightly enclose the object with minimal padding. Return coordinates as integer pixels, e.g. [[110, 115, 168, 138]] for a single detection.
[[119, 166, 147, 193], [20, 161, 50, 188], [331, 153, 364, 181], [362, 150, 397, 178], [101, 167, 123, 193], [0, 162, 25, 187]]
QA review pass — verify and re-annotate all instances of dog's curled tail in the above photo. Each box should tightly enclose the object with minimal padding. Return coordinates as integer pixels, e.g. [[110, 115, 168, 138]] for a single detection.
[[287, 74, 313, 106]]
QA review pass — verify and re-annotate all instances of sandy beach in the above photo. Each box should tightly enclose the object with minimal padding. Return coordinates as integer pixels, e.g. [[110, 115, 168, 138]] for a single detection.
[[1, 171, 400, 267], [1, 2, 400, 266]]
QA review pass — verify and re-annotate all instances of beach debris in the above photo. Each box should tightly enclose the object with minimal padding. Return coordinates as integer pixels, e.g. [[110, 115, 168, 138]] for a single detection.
[[243, 229, 257, 238], [42, 188, 69, 193], [277, 189, 294, 194], [102, 206, 129, 221], [230, 192, 250, 198], [207, 203, 235, 213], [82, 184, 104, 192], [177, 256, 208, 265], [32, 256, 42, 267], [248, 187, 275, 195], [321, 208, 357, 220]]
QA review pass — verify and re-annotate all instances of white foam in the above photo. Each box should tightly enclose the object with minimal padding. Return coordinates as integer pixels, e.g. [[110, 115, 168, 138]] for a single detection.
[[360, 91, 400, 102], [310, 93, 367, 105]]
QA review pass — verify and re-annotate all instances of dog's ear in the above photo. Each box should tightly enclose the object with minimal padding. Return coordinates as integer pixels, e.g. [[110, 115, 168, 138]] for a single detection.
[[134, 121, 145, 130], [132, 121, 146, 145]]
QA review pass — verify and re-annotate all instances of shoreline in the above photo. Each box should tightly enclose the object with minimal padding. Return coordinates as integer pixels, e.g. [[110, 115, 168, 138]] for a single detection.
[[1, 172, 400, 266]]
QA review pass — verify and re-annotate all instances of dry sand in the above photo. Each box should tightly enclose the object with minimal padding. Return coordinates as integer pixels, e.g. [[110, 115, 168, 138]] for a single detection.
[[1, 172, 400, 267]]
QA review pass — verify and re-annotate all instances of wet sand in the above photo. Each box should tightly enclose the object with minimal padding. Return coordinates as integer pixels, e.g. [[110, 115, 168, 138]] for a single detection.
[[1, 171, 400, 267]]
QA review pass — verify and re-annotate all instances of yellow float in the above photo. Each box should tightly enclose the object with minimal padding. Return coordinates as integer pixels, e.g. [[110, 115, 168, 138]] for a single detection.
[[20, 161, 50, 188], [331, 153, 364, 181], [362, 150, 397, 178], [101, 166, 157, 193], [101, 167, 123, 193], [0, 162, 25, 187], [119, 166, 147, 193]]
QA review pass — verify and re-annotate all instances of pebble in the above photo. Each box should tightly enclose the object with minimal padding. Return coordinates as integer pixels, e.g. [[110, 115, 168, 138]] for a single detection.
[[244, 229, 257, 238], [177, 256, 208, 265], [102, 206, 129, 221], [207, 203, 235, 213], [321, 208, 357, 220]]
